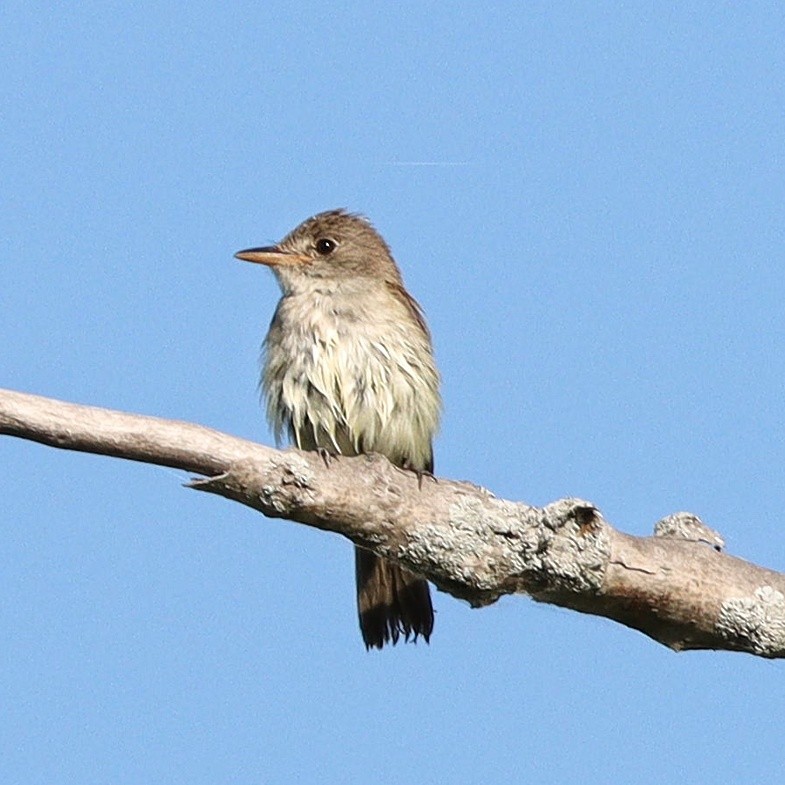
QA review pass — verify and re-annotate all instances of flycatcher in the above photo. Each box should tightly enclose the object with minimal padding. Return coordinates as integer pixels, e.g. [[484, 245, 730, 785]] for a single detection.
[[236, 209, 441, 649]]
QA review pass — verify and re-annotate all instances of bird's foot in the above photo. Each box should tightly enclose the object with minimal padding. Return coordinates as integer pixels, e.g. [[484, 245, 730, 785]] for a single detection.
[[316, 447, 338, 469], [401, 460, 437, 490]]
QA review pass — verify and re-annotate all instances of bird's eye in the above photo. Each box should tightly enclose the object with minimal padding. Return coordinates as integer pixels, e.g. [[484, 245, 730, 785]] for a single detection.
[[315, 238, 336, 255]]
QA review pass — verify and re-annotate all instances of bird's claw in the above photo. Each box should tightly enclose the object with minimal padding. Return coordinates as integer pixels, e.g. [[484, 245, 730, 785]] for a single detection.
[[317, 447, 337, 468], [401, 461, 437, 490]]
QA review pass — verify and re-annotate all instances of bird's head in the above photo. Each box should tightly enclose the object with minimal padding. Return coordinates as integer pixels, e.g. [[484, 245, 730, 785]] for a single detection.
[[235, 209, 402, 293]]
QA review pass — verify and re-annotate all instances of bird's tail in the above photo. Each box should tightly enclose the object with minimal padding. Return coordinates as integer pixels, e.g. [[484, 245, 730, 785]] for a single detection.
[[354, 547, 434, 650]]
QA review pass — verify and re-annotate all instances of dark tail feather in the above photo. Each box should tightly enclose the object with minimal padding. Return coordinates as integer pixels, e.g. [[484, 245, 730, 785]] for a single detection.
[[354, 547, 434, 650]]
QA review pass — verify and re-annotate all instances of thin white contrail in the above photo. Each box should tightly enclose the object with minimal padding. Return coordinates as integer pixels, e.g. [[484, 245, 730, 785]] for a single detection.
[[384, 161, 470, 167]]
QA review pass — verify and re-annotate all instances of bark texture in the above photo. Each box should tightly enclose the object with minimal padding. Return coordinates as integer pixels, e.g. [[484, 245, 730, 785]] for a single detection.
[[2, 387, 785, 658]]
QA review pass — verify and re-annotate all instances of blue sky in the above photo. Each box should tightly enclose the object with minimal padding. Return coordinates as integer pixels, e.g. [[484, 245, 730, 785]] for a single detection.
[[3, 2, 785, 783]]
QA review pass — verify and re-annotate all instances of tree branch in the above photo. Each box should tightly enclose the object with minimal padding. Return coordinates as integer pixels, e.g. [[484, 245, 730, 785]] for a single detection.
[[2, 386, 784, 658]]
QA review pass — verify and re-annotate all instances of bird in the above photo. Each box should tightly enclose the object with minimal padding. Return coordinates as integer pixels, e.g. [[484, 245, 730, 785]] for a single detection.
[[235, 209, 441, 649]]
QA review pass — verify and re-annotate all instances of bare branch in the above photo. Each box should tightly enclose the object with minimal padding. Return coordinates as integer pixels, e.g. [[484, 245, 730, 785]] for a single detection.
[[2, 386, 785, 658]]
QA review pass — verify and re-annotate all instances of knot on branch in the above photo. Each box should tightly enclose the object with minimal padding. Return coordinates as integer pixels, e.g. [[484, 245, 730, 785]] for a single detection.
[[521, 498, 611, 597], [653, 512, 725, 551]]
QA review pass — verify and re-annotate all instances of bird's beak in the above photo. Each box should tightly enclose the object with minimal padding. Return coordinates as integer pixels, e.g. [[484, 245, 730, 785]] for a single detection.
[[234, 246, 309, 267]]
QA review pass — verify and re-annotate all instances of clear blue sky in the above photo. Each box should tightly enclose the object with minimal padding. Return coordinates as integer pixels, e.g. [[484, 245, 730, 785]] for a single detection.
[[3, 3, 785, 783]]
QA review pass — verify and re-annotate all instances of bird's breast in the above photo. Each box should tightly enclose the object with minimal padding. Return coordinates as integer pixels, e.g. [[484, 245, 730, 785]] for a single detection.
[[261, 289, 440, 469]]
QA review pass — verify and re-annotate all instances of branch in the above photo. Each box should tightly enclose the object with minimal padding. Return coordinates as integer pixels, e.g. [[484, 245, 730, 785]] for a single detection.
[[2, 387, 784, 658]]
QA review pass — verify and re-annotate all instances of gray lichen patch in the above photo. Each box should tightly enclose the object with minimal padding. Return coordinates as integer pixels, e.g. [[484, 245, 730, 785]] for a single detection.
[[434, 494, 611, 600], [717, 586, 785, 657], [277, 453, 316, 488], [260, 485, 288, 514], [439, 494, 527, 590]]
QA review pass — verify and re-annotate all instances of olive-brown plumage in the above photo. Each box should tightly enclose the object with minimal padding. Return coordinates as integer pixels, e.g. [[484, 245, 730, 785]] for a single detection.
[[236, 209, 441, 649]]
